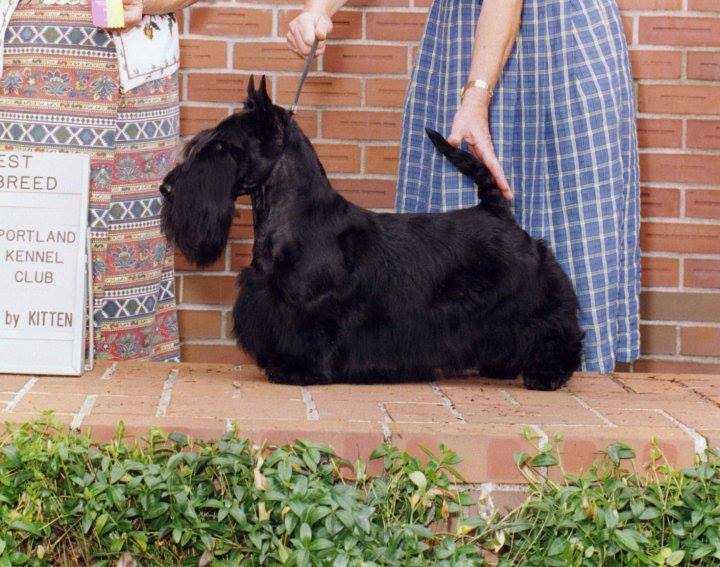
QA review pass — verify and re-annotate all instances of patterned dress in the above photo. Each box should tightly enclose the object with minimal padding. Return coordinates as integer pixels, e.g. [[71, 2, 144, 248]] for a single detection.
[[2, 1, 180, 361], [397, 0, 640, 373]]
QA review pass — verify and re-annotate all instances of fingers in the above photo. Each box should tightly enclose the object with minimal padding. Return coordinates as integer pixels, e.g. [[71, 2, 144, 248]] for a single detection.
[[473, 143, 513, 200], [447, 127, 462, 147], [298, 17, 317, 47], [291, 25, 310, 55], [286, 12, 332, 57], [315, 15, 332, 41], [285, 31, 301, 56]]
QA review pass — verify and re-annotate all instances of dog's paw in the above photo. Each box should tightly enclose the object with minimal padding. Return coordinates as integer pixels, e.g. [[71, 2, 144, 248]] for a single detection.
[[266, 370, 333, 386], [522, 371, 571, 391]]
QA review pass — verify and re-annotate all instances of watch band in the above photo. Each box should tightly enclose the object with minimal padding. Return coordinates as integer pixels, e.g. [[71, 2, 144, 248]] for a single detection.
[[460, 79, 493, 101]]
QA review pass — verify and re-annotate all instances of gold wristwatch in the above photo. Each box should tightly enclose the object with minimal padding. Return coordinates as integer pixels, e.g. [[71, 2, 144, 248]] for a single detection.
[[460, 79, 493, 101]]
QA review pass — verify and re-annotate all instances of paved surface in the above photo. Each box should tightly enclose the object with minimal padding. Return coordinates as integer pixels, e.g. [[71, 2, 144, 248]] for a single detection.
[[1, 363, 718, 498]]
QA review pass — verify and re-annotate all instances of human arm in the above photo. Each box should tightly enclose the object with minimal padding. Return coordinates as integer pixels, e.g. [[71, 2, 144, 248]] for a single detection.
[[286, 0, 349, 56], [448, 0, 523, 200]]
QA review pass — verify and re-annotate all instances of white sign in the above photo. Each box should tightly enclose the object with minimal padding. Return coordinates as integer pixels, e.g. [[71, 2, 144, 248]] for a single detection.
[[0, 152, 91, 376]]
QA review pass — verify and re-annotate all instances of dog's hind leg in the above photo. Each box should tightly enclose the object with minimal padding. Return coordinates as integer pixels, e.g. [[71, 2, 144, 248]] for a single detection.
[[521, 326, 583, 391]]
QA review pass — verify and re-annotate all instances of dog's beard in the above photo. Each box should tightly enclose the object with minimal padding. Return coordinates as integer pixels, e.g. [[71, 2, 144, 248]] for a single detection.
[[161, 155, 237, 266]]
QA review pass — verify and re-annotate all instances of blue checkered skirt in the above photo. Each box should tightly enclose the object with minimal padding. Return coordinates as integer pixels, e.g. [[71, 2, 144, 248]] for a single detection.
[[397, 0, 641, 372]]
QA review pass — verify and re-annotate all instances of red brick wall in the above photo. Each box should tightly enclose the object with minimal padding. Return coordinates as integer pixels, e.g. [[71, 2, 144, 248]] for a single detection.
[[174, 0, 720, 372]]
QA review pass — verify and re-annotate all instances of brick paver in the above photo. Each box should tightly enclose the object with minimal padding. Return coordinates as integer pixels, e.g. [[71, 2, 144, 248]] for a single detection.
[[1, 362, 718, 488]]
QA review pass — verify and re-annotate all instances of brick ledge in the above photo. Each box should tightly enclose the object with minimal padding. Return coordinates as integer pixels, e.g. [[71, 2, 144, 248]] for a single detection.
[[1, 362, 718, 485]]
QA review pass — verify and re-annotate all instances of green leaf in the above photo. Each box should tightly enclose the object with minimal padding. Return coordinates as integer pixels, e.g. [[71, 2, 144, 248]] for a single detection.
[[531, 452, 558, 467], [547, 538, 565, 556], [614, 529, 640, 552], [168, 431, 188, 446], [110, 464, 125, 484], [606, 443, 636, 465], [666, 550, 685, 566], [514, 452, 531, 467], [309, 538, 334, 551], [605, 508, 619, 530], [299, 523, 312, 544], [639, 507, 660, 520]]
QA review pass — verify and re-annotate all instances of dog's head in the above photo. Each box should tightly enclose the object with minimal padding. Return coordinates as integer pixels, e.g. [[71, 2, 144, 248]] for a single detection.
[[160, 76, 287, 265]]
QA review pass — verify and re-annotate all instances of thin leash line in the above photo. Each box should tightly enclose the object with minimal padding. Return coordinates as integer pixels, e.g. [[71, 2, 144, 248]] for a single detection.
[[288, 39, 319, 115]]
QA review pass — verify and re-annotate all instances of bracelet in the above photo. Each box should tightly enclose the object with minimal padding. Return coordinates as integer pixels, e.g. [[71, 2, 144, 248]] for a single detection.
[[460, 79, 493, 102]]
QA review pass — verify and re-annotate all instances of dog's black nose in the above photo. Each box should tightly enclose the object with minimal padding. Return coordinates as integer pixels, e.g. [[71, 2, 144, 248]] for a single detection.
[[160, 183, 172, 199]]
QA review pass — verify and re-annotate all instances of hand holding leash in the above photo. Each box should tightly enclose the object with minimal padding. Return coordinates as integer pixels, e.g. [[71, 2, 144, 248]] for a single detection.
[[286, 11, 331, 57]]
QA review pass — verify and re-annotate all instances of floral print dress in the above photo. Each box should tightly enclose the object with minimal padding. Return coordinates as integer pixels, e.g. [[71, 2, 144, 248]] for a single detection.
[[1, 1, 180, 361]]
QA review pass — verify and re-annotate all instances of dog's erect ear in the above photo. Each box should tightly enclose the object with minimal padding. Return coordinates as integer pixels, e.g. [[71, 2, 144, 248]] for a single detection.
[[246, 75, 256, 101], [256, 75, 272, 110], [245, 74, 273, 113]]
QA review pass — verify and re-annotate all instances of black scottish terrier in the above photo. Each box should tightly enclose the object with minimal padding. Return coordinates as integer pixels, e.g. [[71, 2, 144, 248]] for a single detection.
[[161, 77, 583, 390]]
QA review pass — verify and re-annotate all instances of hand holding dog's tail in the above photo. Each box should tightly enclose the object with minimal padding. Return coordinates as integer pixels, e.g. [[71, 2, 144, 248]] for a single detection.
[[426, 128, 513, 220]]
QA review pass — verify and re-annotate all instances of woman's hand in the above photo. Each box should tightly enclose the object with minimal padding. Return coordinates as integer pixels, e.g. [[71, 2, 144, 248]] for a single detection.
[[122, 0, 144, 28], [448, 89, 513, 200], [286, 10, 332, 57]]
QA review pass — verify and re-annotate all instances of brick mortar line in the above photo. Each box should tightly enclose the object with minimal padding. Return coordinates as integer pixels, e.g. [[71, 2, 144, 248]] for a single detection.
[[71, 394, 97, 430], [639, 149, 720, 159], [610, 373, 636, 393], [183, 69, 412, 80], [640, 353, 720, 364], [679, 254, 687, 293], [655, 408, 708, 454], [636, 77, 720, 85], [620, 11, 720, 17], [636, 182, 720, 190], [175, 303, 238, 310], [4, 378, 37, 412], [156, 368, 179, 418], [100, 363, 118, 381], [189, 2, 720, 16], [640, 287, 714, 293], [500, 389, 520, 407], [640, 320, 720, 329], [631, 45, 720, 52], [642, 218, 720, 227], [641, 321, 720, 328], [178, 339, 238, 347], [430, 382, 466, 422], [300, 387, 320, 421], [572, 395, 617, 427], [378, 402, 392, 442], [675, 379, 720, 410]]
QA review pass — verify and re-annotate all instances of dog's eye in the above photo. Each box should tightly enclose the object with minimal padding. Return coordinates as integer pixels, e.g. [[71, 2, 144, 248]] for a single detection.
[[214, 142, 225, 152]]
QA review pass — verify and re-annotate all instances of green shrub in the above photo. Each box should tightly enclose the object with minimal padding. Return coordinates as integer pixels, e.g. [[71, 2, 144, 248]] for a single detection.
[[0, 419, 719, 566], [493, 440, 720, 567], [0, 420, 488, 566]]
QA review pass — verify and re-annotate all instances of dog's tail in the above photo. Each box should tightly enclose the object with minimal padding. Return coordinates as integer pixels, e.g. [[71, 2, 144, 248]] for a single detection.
[[425, 128, 512, 219]]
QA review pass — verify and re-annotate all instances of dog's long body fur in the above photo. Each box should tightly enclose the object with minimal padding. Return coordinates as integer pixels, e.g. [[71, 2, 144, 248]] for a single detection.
[[161, 77, 583, 390]]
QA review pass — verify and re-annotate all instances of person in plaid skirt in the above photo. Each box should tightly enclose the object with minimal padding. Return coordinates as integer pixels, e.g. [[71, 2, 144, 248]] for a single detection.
[[287, 0, 641, 374]]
